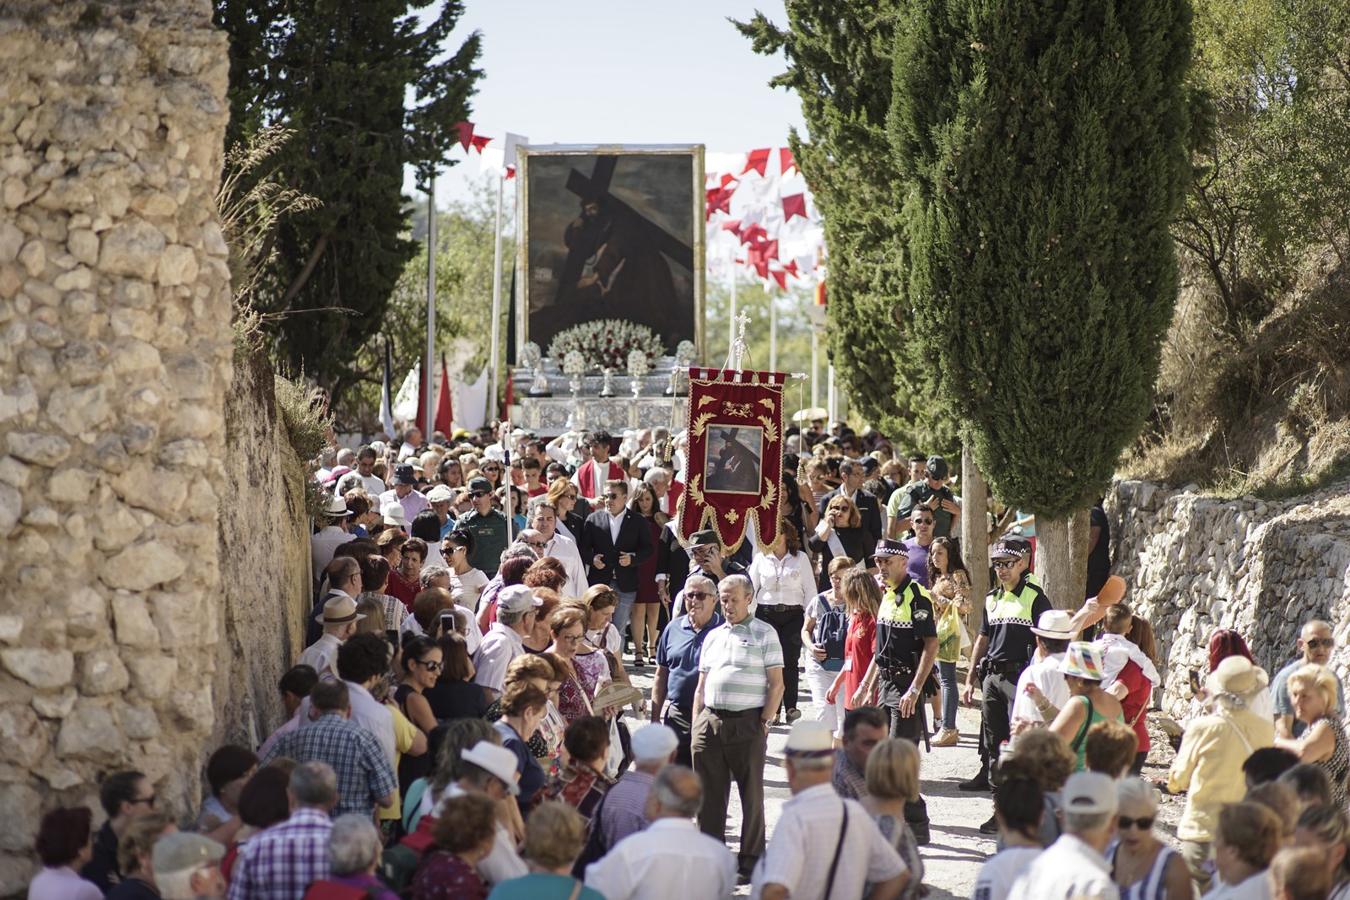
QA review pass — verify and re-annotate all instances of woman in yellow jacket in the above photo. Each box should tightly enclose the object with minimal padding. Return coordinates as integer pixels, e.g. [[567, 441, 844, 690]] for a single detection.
[[1168, 655, 1274, 895]]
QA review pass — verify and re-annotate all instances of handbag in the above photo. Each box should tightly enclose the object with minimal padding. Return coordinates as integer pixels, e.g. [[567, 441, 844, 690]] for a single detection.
[[823, 801, 850, 900]]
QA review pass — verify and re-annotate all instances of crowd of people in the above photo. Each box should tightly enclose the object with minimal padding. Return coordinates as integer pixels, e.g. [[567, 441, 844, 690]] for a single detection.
[[25, 420, 1350, 900]]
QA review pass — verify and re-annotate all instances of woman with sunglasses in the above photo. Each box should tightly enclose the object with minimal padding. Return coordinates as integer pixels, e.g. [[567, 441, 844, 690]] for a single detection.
[[479, 459, 504, 489], [1110, 778, 1191, 900], [626, 483, 667, 667], [545, 477, 585, 541], [396, 636, 443, 796]]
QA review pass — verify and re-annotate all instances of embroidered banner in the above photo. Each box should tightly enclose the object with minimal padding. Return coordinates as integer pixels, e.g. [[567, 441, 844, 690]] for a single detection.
[[676, 368, 786, 551]]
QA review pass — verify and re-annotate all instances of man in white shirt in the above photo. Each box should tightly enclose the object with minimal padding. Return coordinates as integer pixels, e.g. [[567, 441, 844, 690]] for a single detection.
[[585, 765, 736, 900], [1010, 609, 1076, 733], [336, 445, 387, 497], [527, 498, 588, 598], [299, 590, 363, 679], [473, 586, 540, 699], [310, 493, 355, 585], [753, 720, 907, 900], [335, 632, 403, 765], [1008, 771, 1121, 900]]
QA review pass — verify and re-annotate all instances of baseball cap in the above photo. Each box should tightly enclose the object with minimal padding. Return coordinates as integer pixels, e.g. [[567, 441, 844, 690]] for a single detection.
[[460, 742, 521, 795], [990, 536, 1032, 560], [689, 529, 719, 547], [497, 585, 541, 615], [926, 455, 949, 480], [630, 724, 679, 762], [468, 477, 493, 494], [1062, 771, 1118, 816]]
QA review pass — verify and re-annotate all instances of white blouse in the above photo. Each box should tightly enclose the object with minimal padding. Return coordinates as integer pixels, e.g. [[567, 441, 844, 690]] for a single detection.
[[748, 550, 817, 610]]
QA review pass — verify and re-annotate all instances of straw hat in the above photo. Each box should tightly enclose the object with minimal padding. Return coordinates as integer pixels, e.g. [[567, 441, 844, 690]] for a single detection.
[[1206, 655, 1269, 698]]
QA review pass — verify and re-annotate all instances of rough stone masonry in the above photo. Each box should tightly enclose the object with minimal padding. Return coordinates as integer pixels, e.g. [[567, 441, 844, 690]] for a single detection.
[[0, 0, 233, 890]]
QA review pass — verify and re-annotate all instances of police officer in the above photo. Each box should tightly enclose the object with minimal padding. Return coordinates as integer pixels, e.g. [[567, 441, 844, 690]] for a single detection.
[[854, 538, 938, 844], [959, 536, 1052, 809], [456, 476, 509, 577]]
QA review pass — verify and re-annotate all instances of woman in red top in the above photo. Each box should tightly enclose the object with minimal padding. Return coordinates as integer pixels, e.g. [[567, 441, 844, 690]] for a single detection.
[[827, 567, 882, 728], [627, 483, 667, 667]]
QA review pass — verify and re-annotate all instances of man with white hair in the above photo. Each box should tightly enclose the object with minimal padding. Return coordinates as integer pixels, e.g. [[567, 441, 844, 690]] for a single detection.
[[1008, 772, 1121, 899], [584, 765, 736, 900], [228, 762, 338, 899], [643, 465, 683, 517], [154, 833, 227, 900], [318, 814, 387, 894], [528, 497, 588, 597], [753, 720, 907, 900]]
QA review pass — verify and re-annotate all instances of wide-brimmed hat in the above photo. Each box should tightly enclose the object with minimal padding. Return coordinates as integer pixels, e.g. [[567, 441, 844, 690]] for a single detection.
[[322, 493, 352, 518], [460, 742, 520, 795], [1030, 610, 1077, 640], [1059, 641, 1106, 681], [382, 503, 409, 528], [785, 720, 834, 758], [1207, 655, 1269, 698], [393, 464, 417, 485], [152, 832, 225, 878], [314, 593, 366, 625]]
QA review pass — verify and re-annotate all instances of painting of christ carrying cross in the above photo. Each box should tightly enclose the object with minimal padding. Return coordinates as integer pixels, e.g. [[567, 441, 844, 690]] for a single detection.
[[518, 145, 704, 355]]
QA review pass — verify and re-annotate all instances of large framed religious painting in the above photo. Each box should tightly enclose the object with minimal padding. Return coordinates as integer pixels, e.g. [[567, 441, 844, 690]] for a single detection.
[[516, 144, 704, 357]]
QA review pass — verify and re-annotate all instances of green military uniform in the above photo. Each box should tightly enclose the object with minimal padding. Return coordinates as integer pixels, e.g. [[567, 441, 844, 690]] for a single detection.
[[456, 508, 508, 577]]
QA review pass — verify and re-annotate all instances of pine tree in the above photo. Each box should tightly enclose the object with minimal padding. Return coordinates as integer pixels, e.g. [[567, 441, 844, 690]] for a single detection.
[[736, 4, 958, 454], [215, 0, 482, 404], [890, 0, 1192, 599]]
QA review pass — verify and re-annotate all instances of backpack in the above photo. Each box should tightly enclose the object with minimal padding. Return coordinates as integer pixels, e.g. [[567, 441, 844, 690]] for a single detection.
[[814, 599, 849, 664]]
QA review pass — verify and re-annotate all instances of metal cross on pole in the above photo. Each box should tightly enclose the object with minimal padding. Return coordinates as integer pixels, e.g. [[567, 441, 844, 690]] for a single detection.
[[727, 312, 751, 372]]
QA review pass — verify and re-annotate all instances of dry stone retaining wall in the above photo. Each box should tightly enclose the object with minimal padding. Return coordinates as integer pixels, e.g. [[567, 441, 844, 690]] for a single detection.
[[1107, 478, 1350, 718], [0, 1, 233, 891]]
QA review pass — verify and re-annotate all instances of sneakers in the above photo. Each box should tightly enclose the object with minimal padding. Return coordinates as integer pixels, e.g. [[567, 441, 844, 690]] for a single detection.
[[931, 728, 959, 747], [958, 771, 992, 792], [785, 707, 802, 724]]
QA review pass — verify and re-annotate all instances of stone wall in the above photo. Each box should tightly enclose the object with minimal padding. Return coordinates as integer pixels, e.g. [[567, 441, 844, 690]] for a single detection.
[[213, 348, 311, 750], [0, 1, 232, 891], [1106, 478, 1350, 718]]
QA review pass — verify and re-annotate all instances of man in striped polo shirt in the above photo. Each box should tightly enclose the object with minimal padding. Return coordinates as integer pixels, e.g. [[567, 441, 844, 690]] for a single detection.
[[691, 574, 785, 882]]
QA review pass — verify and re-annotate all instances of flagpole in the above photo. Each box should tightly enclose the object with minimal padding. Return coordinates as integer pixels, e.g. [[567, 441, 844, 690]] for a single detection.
[[424, 174, 437, 436], [727, 264, 738, 362], [488, 170, 505, 424], [827, 362, 837, 422], [769, 293, 778, 370], [810, 327, 819, 409]]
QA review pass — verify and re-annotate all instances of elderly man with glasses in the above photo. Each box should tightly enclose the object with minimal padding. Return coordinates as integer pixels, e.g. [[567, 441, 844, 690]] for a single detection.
[[1273, 619, 1345, 739], [652, 575, 725, 767]]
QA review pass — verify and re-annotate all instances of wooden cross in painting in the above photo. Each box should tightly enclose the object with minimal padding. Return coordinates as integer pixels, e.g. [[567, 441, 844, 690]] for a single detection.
[[553, 155, 695, 306]]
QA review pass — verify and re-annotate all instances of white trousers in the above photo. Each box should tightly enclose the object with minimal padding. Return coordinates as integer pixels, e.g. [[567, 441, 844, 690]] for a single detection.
[[804, 664, 846, 735]]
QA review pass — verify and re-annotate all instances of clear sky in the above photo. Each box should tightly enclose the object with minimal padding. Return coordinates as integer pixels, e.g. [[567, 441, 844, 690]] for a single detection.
[[421, 0, 807, 206]]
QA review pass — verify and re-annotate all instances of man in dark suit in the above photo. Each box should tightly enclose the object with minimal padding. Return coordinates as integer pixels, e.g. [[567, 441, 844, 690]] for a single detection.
[[579, 478, 654, 646], [656, 528, 750, 612], [817, 458, 884, 539]]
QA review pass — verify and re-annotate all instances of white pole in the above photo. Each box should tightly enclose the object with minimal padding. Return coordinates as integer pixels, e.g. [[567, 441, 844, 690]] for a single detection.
[[727, 266, 738, 361], [424, 175, 437, 435], [488, 171, 505, 423], [769, 293, 778, 371], [810, 328, 819, 409], [827, 362, 836, 422]]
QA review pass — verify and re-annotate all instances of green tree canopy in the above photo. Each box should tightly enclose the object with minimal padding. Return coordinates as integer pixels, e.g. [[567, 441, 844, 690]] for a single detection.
[[216, 0, 482, 404], [736, 4, 958, 455], [889, 0, 1193, 518]]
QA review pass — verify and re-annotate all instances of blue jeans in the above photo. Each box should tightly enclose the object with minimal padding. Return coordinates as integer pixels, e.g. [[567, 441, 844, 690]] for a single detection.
[[938, 660, 959, 730], [613, 590, 637, 646]]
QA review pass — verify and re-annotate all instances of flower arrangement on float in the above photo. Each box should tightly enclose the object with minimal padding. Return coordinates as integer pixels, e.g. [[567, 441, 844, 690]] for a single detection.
[[547, 319, 665, 372]]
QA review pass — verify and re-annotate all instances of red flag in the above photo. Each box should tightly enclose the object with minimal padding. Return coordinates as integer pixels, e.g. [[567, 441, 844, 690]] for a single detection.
[[740, 222, 768, 246], [769, 269, 787, 290], [783, 259, 800, 277], [782, 193, 807, 222], [470, 134, 492, 153], [780, 148, 797, 175], [720, 218, 742, 234], [435, 355, 453, 435], [742, 148, 771, 176], [705, 184, 735, 219], [453, 121, 474, 151], [505, 165, 516, 180], [815, 279, 828, 307], [502, 372, 514, 419]]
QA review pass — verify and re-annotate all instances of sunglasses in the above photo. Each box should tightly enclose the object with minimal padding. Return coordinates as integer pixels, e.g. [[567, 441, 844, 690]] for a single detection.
[[605, 493, 622, 500], [470, 491, 489, 499], [912, 518, 935, 525], [416, 659, 443, 672], [685, 590, 712, 600], [1118, 815, 1154, 831], [132, 794, 157, 808], [1307, 638, 1335, 650], [992, 559, 1018, 570], [482, 466, 501, 473]]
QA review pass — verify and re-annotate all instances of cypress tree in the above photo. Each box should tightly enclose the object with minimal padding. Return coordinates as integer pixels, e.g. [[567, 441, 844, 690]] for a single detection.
[[890, 0, 1192, 600], [216, 0, 482, 404], [737, 4, 957, 453]]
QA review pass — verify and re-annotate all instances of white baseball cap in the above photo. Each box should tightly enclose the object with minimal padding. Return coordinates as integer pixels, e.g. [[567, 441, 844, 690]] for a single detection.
[[1062, 771, 1118, 816]]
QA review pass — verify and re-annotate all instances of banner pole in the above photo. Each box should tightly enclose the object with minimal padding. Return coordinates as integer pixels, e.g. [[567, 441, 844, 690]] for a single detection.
[[424, 174, 437, 435], [488, 170, 505, 423]]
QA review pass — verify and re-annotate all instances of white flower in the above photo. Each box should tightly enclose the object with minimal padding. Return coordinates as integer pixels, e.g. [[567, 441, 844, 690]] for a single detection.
[[562, 350, 587, 376], [627, 349, 650, 378], [547, 319, 665, 373]]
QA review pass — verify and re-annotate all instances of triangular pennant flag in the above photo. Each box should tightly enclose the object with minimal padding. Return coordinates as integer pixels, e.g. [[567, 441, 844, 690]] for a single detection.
[[782, 193, 807, 222], [770, 269, 787, 290], [453, 121, 474, 151], [742, 148, 771, 176], [505, 166, 516, 180], [780, 148, 797, 175], [470, 134, 492, 153], [783, 259, 799, 277], [435, 354, 454, 436]]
